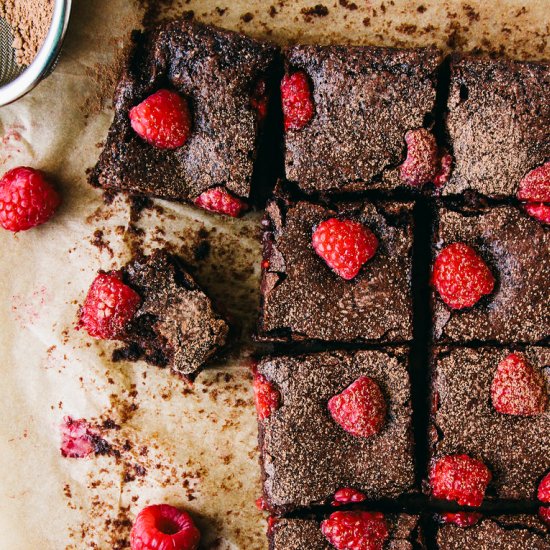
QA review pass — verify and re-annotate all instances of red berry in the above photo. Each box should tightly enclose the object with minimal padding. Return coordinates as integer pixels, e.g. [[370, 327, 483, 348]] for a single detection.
[[281, 71, 314, 131], [129, 89, 191, 149], [194, 187, 248, 217], [432, 242, 495, 309], [250, 79, 269, 121], [253, 372, 280, 420], [434, 152, 453, 187], [525, 203, 550, 224], [255, 496, 269, 511], [538, 472, 550, 502], [321, 511, 389, 550], [491, 353, 548, 416], [517, 162, 550, 202], [130, 504, 200, 550], [267, 516, 277, 534], [331, 488, 367, 506], [441, 512, 482, 528], [400, 129, 440, 186], [539, 506, 550, 526], [312, 218, 378, 280], [60, 416, 95, 458], [0, 166, 60, 232], [430, 454, 492, 507], [79, 272, 141, 340], [328, 376, 386, 438]]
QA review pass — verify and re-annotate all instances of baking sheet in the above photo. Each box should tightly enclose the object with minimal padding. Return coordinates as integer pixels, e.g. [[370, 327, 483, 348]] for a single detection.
[[0, 1, 548, 548]]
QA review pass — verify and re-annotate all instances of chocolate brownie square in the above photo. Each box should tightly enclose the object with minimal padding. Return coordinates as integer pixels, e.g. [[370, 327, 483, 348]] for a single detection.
[[443, 54, 550, 198], [430, 346, 550, 500], [257, 349, 415, 514], [259, 200, 414, 343], [91, 17, 279, 203], [283, 45, 441, 194], [432, 205, 549, 344]]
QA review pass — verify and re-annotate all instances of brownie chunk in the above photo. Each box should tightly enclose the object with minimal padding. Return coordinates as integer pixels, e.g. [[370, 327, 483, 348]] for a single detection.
[[443, 54, 550, 198], [283, 45, 441, 194], [90, 17, 279, 202], [258, 349, 415, 514], [430, 346, 550, 500], [432, 205, 549, 344], [116, 250, 228, 376], [259, 200, 413, 343]]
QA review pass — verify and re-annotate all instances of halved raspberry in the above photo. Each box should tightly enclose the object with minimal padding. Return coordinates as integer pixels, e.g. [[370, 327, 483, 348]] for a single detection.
[[328, 376, 386, 438], [491, 353, 548, 416], [432, 242, 495, 309], [539, 506, 550, 526], [129, 89, 192, 149], [0, 166, 60, 232], [517, 162, 550, 202], [194, 187, 248, 217], [60, 416, 95, 458], [253, 372, 280, 420], [429, 454, 492, 507], [78, 272, 141, 340], [441, 512, 482, 528], [250, 79, 269, 121], [538, 472, 550, 502], [524, 203, 550, 224], [130, 504, 200, 550], [312, 218, 378, 280], [321, 511, 389, 550], [281, 71, 314, 131], [331, 488, 367, 506]]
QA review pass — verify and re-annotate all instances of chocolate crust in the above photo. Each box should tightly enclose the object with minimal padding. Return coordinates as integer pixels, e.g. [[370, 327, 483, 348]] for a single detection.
[[90, 17, 279, 202], [258, 349, 416, 514], [429, 346, 550, 500], [259, 199, 414, 343], [443, 54, 550, 198]]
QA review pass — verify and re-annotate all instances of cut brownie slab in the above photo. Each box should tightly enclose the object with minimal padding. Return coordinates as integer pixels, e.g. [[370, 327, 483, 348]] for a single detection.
[[443, 54, 550, 199], [90, 17, 279, 205], [257, 349, 416, 514], [432, 205, 549, 344], [430, 347, 549, 500], [259, 200, 413, 343], [282, 45, 441, 194]]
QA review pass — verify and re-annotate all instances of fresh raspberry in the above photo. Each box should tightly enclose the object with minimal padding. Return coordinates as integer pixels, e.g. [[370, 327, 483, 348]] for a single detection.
[[538, 472, 550, 502], [331, 488, 367, 506], [312, 218, 378, 280], [491, 353, 548, 416], [441, 512, 482, 528], [129, 89, 191, 149], [434, 152, 453, 187], [429, 454, 492, 507], [194, 187, 248, 217], [267, 516, 277, 534], [517, 162, 550, 202], [0, 166, 60, 232], [321, 511, 389, 550], [60, 416, 95, 458], [78, 272, 141, 340], [539, 506, 550, 526], [250, 79, 269, 121], [130, 504, 200, 550], [524, 203, 550, 224], [253, 372, 280, 420], [281, 71, 314, 131], [255, 497, 269, 511], [432, 243, 495, 309], [328, 376, 386, 438]]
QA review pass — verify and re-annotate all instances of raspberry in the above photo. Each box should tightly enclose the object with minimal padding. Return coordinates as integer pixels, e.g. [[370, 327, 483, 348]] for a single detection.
[[321, 511, 389, 550], [255, 497, 269, 511], [60, 416, 95, 458], [524, 203, 550, 224], [250, 79, 269, 121], [281, 71, 314, 131], [491, 353, 548, 416], [440, 512, 482, 528], [432, 243, 495, 309], [253, 372, 280, 420], [328, 376, 386, 438], [194, 187, 248, 217], [0, 166, 60, 232], [517, 162, 550, 202], [129, 89, 191, 149], [539, 506, 550, 526], [331, 488, 367, 506], [429, 454, 492, 507], [130, 504, 200, 550], [312, 218, 378, 280], [434, 153, 453, 187], [78, 272, 141, 340], [538, 472, 550, 502], [267, 516, 277, 534]]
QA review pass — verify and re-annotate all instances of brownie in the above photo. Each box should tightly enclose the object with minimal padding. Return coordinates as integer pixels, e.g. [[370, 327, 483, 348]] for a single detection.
[[115, 250, 228, 376], [90, 17, 279, 202], [443, 54, 550, 198], [430, 346, 550, 500], [432, 205, 550, 344], [270, 513, 422, 550], [283, 45, 441, 194], [259, 199, 414, 343], [258, 349, 416, 514]]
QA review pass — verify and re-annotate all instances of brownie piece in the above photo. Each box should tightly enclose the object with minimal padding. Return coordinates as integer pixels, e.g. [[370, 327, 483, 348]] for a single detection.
[[443, 54, 550, 198], [432, 205, 549, 344], [90, 17, 279, 202], [258, 349, 415, 513], [115, 250, 228, 376], [270, 513, 422, 550], [283, 45, 441, 194], [430, 346, 550, 500], [259, 200, 413, 343]]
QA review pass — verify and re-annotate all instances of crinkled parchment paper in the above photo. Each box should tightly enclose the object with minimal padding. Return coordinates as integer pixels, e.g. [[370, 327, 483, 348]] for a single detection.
[[0, 1, 548, 548]]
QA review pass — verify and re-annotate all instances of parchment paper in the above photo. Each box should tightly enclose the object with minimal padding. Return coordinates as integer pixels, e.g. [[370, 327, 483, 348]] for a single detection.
[[0, 1, 548, 548]]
